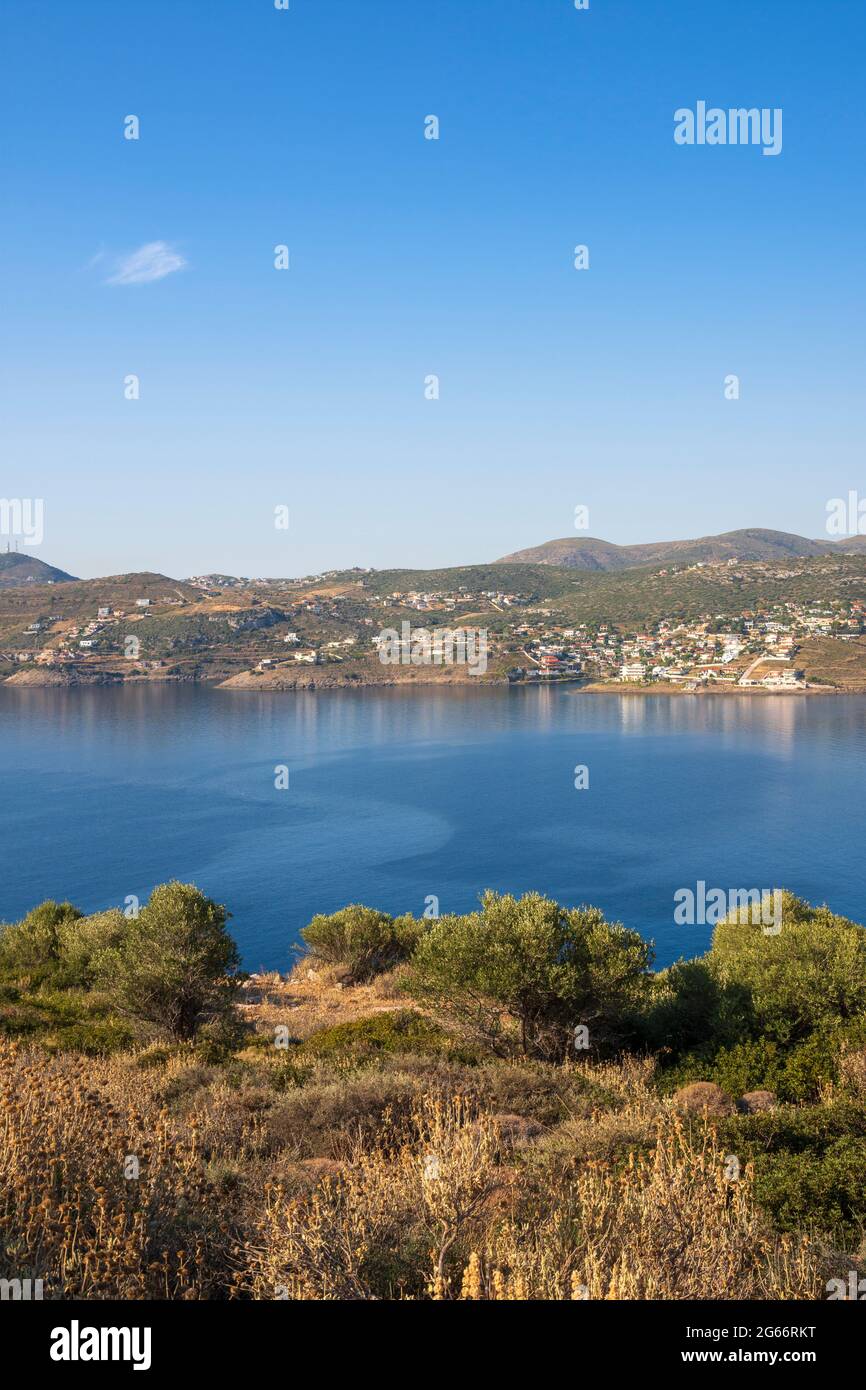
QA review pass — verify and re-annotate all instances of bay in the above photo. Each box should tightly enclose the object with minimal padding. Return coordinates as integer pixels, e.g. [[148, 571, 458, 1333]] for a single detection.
[[1, 685, 864, 970]]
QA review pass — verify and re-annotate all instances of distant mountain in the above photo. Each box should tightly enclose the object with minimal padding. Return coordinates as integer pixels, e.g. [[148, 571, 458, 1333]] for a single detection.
[[496, 528, 861, 572], [0, 553, 77, 588]]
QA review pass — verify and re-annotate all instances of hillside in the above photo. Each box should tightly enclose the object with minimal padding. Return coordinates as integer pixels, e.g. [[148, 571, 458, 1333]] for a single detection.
[[0, 553, 77, 588], [497, 528, 855, 571], [2, 884, 865, 1303], [0, 572, 204, 635], [2, 552, 866, 689], [355, 553, 866, 627], [354, 561, 577, 600]]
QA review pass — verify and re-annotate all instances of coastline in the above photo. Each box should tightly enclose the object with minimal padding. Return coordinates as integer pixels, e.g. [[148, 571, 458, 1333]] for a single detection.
[[2, 666, 862, 695], [573, 681, 845, 696]]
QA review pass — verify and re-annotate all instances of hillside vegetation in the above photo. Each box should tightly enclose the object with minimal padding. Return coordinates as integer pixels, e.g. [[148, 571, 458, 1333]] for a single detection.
[[357, 553, 866, 626], [497, 527, 866, 571], [1, 885, 865, 1300]]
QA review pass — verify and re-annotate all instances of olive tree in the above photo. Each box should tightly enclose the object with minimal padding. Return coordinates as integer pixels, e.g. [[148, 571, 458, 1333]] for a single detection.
[[300, 904, 422, 982], [405, 891, 653, 1059], [97, 881, 240, 1040], [709, 891, 866, 1045]]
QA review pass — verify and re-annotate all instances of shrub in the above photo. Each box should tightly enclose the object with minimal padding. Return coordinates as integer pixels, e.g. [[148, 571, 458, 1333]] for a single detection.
[[467, 1059, 615, 1125], [243, 1099, 826, 1301], [56, 908, 126, 987], [711, 1100, 866, 1241], [658, 1028, 858, 1106], [0, 900, 83, 986], [298, 1010, 476, 1064], [265, 1067, 426, 1157], [751, 1139, 866, 1243], [709, 891, 866, 1045], [0, 978, 132, 1052], [194, 1011, 252, 1064], [706, 1038, 783, 1100], [642, 957, 751, 1053], [300, 905, 422, 982], [405, 891, 653, 1059], [42, 1017, 133, 1055], [96, 882, 240, 1040], [721, 1099, 866, 1155]]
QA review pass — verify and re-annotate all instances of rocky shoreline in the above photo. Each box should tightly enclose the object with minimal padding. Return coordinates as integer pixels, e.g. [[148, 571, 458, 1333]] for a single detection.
[[3, 664, 862, 694]]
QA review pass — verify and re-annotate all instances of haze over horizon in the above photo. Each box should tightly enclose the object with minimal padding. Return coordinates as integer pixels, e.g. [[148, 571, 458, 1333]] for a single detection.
[[2, 0, 864, 579]]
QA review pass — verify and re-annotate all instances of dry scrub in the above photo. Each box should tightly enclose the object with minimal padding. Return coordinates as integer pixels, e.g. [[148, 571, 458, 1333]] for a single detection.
[[0, 1039, 228, 1298], [0, 983, 847, 1302], [241, 1091, 826, 1301]]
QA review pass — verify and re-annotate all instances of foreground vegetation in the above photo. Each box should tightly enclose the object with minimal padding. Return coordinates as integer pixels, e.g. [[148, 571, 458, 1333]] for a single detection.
[[1, 885, 864, 1300]]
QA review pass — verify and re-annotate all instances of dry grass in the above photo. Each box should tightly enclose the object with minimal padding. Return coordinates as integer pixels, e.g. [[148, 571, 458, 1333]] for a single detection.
[[0, 982, 849, 1302], [0, 1039, 229, 1299], [235, 964, 409, 1043], [796, 636, 866, 689], [837, 1044, 866, 1100], [240, 1091, 826, 1301], [476, 1122, 823, 1300]]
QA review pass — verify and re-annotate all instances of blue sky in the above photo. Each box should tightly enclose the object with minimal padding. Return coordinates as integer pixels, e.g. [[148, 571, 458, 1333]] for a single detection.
[[1, 0, 864, 579]]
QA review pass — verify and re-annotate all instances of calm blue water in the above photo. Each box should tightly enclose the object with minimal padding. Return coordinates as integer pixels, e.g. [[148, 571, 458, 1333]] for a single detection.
[[1, 685, 864, 970]]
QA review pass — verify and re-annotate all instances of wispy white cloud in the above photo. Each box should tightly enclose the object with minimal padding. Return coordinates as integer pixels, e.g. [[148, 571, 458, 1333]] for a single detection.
[[104, 241, 187, 286]]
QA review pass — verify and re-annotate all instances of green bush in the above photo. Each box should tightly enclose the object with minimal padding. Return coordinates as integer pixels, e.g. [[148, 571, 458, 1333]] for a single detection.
[[96, 881, 240, 1040], [642, 958, 751, 1053], [657, 1026, 865, 1104], [712, 1096, 866, 1243], [194, 1011, 252, 1064], [751, 1138, 866, 1242], [707, 1037, 783, 1098], [712, 1101, 866, 1242], [298, 1009, 476, 1064], [0, 983, 131, 1052], [722, 1099, 866, 1153], [42, 1017, 133, 1055], [650, 893, 866, 1099], [0, 901, 127, 992], [56, 909, 127, 987], [0, 900, 83, 986], [774, 1030, 848, 1103], [709, 891, 866, 1045], [300, 905, 422, 982], [696, 1034, 833, 1104], [405, 891, 653, 1059]]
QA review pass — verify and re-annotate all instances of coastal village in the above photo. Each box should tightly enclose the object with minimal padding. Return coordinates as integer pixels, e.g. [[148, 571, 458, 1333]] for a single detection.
[[368, 585, 865, 689], [511, 597, 866, 689], [2, 554, 866, 691]]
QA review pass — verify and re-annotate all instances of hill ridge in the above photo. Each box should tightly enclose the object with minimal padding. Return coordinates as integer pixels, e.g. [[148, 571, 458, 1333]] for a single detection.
[[0, 553, 77, 588], [496, 528, 866, 572]]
